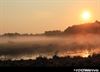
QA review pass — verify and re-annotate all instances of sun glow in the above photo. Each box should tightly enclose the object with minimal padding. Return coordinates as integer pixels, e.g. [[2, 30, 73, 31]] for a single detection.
[[82, 50, 91, 58], [81, 11, 91, 22]]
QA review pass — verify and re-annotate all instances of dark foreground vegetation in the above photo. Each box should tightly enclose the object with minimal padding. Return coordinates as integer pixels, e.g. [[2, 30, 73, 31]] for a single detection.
[[0, 54, 100, 67]]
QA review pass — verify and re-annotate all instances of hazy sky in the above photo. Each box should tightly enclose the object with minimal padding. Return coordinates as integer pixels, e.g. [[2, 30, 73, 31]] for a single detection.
[[0, 0, 100, 34]]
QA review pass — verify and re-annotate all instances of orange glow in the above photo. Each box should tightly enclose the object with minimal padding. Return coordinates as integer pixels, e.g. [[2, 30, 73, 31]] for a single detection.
[[81, 50, 90, 58], [81, 10, 91, 22]]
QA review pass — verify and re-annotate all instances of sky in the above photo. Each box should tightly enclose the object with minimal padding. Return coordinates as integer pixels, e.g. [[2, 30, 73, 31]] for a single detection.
[[0, 0, 100, 34]]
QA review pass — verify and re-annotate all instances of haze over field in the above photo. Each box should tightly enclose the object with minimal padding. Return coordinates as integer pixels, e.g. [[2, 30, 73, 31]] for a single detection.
[[0, 34, 100, 60]]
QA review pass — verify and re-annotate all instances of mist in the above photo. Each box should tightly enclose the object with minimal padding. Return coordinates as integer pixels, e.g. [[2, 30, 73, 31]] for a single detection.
[[0, 34, 100, 60]]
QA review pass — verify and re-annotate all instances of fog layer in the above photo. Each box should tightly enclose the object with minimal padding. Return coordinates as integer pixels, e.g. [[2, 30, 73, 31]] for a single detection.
[[0, 34, 100, 60]]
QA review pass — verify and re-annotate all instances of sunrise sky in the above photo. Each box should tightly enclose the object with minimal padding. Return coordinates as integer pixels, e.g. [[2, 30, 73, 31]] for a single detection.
[[0, 0, 100, 34]]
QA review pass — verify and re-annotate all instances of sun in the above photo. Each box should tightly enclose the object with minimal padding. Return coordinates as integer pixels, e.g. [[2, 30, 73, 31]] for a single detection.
[[81, 11, 91, 22], [81, 50, 91, 58]]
